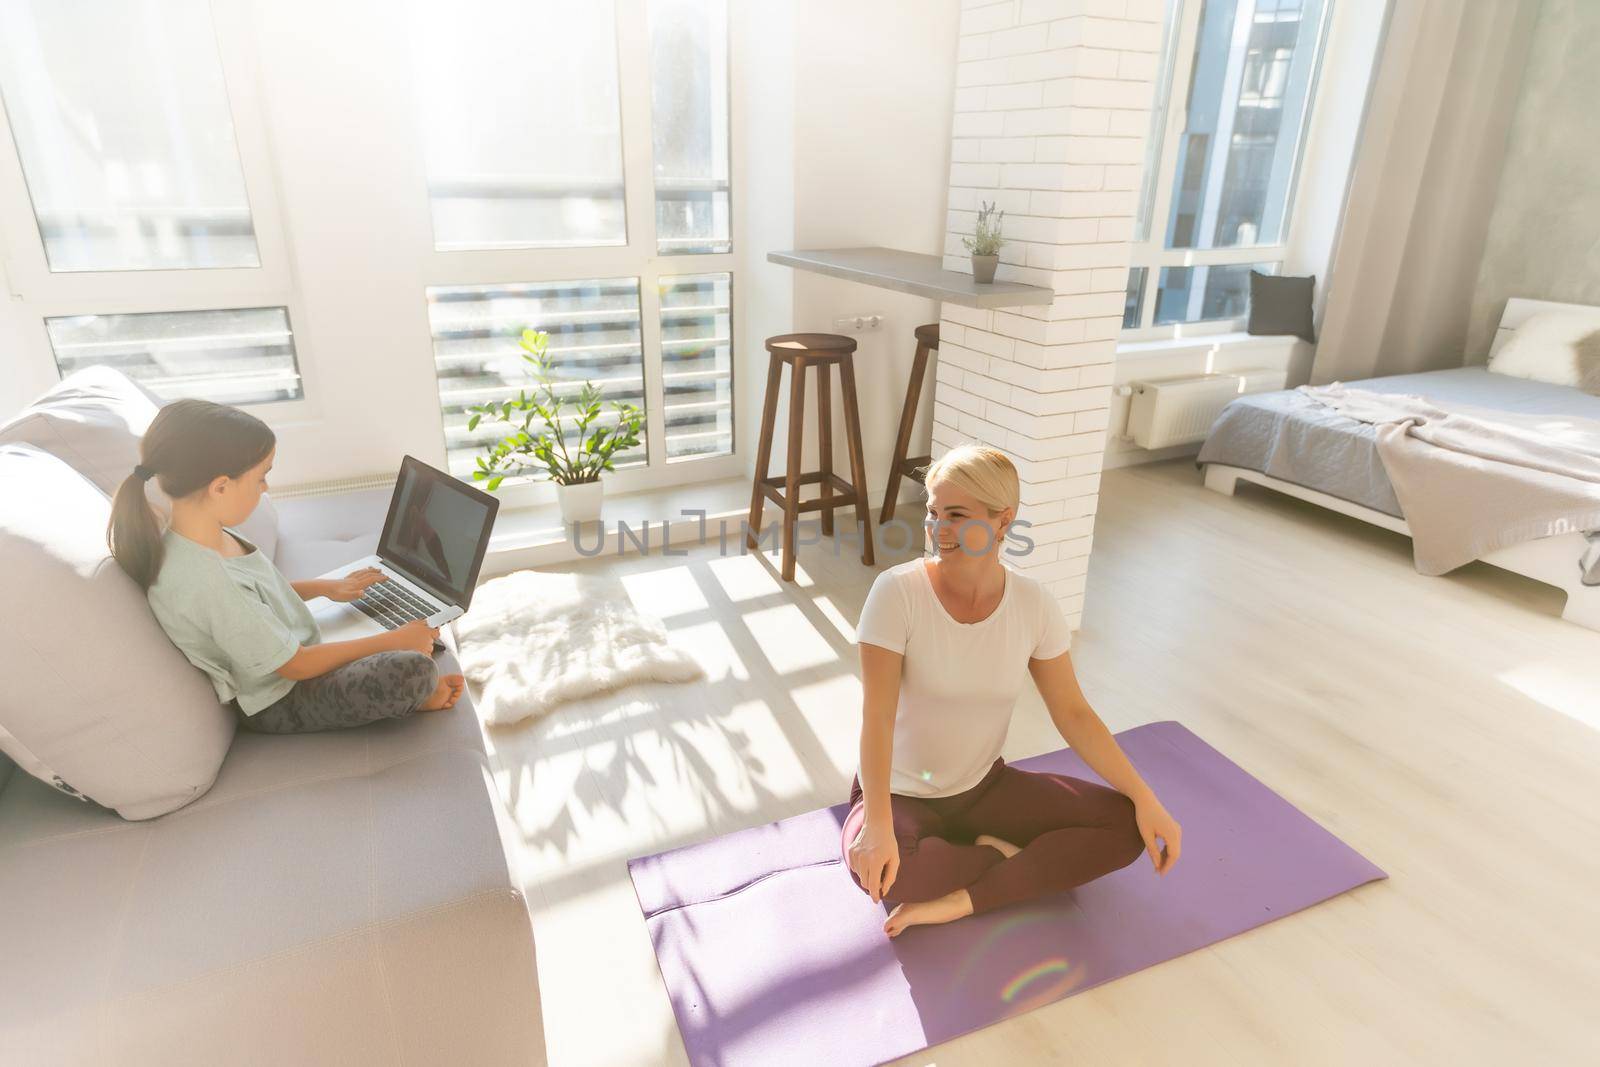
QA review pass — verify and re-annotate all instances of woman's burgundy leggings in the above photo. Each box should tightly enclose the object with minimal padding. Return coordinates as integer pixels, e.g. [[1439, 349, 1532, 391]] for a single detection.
[[841, 758, 1146, 915]]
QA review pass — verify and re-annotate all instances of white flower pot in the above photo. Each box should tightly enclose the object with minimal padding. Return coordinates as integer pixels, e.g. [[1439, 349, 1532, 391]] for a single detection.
[[971, 254, 999, 284], [557, 480, 604, 524]]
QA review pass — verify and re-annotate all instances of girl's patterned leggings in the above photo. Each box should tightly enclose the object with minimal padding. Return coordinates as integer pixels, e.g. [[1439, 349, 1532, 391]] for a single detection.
[[238, 651, 440, 734]]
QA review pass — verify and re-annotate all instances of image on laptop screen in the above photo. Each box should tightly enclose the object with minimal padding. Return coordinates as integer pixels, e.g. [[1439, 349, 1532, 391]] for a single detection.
[[379, 458, 498, 604]]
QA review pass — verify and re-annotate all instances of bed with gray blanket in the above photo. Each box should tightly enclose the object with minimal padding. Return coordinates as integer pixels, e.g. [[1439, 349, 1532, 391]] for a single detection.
[[1196, 362, 1600, 629], [1196, 366, 1600, 519]]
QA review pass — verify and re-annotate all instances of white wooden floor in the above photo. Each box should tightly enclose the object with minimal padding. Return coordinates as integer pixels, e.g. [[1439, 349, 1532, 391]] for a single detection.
[[478, 457, 1600, 1066]]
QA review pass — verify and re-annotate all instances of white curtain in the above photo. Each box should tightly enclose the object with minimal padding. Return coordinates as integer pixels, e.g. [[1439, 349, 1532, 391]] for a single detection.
[[1311, 0, 1542, 385]]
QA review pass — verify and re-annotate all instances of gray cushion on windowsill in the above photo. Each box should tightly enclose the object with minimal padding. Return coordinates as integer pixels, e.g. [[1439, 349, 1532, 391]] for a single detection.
[[1247, 271, 1316, 343]]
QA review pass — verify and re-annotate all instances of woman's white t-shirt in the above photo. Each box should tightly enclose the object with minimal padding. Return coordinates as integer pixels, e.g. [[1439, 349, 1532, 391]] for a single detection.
[[855, 558, 1072, 798]]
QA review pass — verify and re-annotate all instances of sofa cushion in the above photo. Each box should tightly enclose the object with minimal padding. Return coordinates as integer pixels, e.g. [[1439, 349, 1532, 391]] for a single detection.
[[274, 531, 381, 583], [0, 365, 165, 492], [270, 486, 393, 579], [1246, 270, 1316, 343], [0, 744, 537, 1065], [0, 365, 280, 559], [0, 445, 234, 819], [176, 646, 489, 813]]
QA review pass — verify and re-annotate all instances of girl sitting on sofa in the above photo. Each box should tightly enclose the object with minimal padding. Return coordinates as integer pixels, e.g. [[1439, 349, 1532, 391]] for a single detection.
[[108, 398, 465, 734]]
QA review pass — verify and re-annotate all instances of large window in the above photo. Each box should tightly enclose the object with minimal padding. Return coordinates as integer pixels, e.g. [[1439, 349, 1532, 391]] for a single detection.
[[427, 279, 649, 478], [0, 0, 739, 491], [659, 272, 732, 458], [413, 0, 627, 251], [0, 0, 257, 272], [0, 0, 299, 410], [412, 0, 736, 494], [649, 0, 731, 255], [1124, 0, 1331, 335], [47, 308, 302, 405]]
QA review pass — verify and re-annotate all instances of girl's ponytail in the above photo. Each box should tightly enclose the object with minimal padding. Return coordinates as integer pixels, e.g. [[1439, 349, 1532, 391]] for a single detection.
[[109, 468, 166, 590], [107, 399, 276, 590]]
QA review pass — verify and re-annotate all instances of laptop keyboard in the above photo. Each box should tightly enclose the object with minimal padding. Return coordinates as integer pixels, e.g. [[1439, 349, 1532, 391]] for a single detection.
[[352, 580, 441, 630]]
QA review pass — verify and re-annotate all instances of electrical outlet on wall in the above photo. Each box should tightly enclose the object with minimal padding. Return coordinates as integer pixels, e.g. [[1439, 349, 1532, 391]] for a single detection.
[[832, 312, 884, 332]]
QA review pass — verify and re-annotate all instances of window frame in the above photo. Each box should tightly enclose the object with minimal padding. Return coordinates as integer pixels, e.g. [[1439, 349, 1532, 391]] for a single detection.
[[415, 0, 741, 508], [1121, 0, 1334, 342], [0, 0, 742, 504], [0, 0, 316, 421]]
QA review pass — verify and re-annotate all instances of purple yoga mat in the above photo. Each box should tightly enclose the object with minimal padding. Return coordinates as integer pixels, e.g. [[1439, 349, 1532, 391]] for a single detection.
[[629, 720, 1386, 1067]]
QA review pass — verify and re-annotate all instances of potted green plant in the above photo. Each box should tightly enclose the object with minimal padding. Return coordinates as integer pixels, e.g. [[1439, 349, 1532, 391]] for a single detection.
[[465, 327, 644, 524], [962, 199, 1005, 284]]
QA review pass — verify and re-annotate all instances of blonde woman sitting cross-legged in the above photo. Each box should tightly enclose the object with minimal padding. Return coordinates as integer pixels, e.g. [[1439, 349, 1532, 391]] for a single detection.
[[841, 444, 1183, 937]]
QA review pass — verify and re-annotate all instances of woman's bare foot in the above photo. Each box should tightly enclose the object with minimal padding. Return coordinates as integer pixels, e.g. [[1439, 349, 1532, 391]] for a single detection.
[[420, 673, 465, 711], [884, 888, 974, 938], [975, 833, 1021, 859]]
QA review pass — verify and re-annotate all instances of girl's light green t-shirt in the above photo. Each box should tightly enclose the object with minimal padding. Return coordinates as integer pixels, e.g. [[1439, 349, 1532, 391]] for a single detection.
[[146, 530, 321, 715]]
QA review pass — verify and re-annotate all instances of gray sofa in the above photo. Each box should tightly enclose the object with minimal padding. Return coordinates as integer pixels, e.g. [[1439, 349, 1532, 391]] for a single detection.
[[0, 372, 542, 1065]]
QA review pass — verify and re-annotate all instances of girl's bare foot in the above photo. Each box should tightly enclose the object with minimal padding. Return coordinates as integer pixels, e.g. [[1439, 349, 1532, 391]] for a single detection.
[[884, 888, 974, 938], [975, 833, 1021, 859], [420, 673, 465, 711]]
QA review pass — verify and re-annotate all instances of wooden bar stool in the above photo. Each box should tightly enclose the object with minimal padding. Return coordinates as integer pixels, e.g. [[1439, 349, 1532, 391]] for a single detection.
[[880, 322, 939, 524], [746, 333, 875, 582]]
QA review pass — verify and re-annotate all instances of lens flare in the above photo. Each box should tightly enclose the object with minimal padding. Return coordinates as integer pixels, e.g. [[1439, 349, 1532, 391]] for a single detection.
[[1000, 958, 1073, 1003], [946, 911, 1077, 991], [997, 954, 1089, 1015]]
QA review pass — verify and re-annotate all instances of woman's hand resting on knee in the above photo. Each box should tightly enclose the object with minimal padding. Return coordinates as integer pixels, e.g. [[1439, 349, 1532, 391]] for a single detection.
[[849, 816, 900, 903]]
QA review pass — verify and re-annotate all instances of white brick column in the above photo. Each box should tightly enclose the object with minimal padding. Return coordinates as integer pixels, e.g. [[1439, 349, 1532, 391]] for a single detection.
[[932, 0, 1163, 630]]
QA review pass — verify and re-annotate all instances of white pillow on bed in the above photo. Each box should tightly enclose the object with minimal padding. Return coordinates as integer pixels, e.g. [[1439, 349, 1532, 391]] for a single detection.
[[1488, 311, 1600, 393]]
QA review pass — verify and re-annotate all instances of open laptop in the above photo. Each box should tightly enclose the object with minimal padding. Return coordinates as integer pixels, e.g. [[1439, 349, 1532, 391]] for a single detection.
[[310, 455, 500, 644]]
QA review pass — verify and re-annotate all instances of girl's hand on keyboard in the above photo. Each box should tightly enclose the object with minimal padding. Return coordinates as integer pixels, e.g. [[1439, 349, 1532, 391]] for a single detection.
[[326, 567, 387, 602], [387, 619, 440, 655]]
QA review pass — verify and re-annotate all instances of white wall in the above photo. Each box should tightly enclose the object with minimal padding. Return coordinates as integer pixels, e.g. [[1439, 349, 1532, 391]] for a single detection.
[[731, 0, 795, 478], [244, 0, 446, 485], [1467, 0, 1600, 359], [738, 0, 960, 497]]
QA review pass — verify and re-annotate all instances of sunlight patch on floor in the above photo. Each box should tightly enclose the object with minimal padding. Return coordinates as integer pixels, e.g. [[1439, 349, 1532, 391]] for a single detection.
[[1496, 658, 1600, 732], [529, 882, 679, 1067], [618, 564, 708, 617], [742, 603, 840, 673], [811, 593, 859, 645], [660, 618, 746, 681], [787, 674, 865, 777], [704, 553, 784, 601], [504, 695, 818, 877]]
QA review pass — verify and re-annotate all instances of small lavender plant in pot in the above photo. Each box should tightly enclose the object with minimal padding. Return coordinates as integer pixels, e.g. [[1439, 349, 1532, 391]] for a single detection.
[[962, 200, 1005, 284]]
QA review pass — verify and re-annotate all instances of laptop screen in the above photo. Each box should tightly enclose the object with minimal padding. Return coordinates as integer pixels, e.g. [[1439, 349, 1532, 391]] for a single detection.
[[377, 456, 500, 608]]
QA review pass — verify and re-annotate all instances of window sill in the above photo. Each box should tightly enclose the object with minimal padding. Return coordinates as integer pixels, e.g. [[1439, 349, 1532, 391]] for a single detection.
[[1116, 331, 1312, 360], [481, 475, 754, 577], [1103, 331, 1316, 471]]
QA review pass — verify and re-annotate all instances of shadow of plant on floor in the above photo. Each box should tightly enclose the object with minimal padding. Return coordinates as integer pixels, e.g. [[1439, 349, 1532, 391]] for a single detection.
[[483, 545, 887, 910]]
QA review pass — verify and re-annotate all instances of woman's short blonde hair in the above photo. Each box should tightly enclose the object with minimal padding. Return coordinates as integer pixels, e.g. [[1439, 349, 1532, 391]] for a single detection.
[[923, 444, 1020, 514]]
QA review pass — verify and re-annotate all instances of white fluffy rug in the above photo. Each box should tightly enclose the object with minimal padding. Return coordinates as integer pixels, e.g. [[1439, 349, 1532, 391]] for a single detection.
[[452, 569, 704, 726]]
